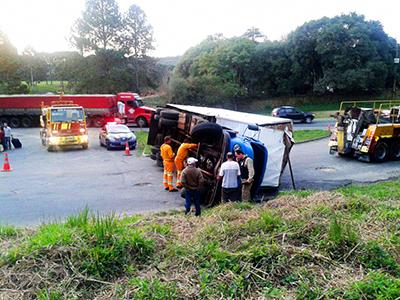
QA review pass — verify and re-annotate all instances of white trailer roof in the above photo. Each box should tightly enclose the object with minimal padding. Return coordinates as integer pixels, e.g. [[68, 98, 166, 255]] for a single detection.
[[168, 104, 292, 126]]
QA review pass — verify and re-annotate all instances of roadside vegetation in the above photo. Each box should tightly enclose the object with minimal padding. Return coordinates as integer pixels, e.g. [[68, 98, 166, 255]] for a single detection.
[[28, 81, 72, 94], [135, 131, 151, 156], [294, 129, 330, 143], [1, 179, 400, 299]]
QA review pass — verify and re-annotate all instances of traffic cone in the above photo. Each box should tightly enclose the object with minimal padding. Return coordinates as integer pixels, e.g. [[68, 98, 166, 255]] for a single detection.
[[1, 153, 12, 172], [124, 141, 132, 156]]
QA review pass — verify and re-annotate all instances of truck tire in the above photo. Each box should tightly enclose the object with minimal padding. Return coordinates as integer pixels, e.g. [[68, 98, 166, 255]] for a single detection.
[[0, 117, 8, 125], [372, 141, 389, 162], [159, 117, 178, 129], [82, 144, 88, 150], [155, 108, 164, 115], [21, 116, 33, 128], [390, 139, 400, 160], [9, 117, 21, 128], [136, 117, 148, 128], [156, 152, 163, 167], [160, 110, 179, 120], [191, 122, 223, 143], [93, 118, 104, 128]]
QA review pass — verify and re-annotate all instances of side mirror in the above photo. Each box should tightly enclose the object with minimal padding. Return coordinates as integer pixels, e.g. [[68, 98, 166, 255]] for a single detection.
[[247, 123, 259, 131]]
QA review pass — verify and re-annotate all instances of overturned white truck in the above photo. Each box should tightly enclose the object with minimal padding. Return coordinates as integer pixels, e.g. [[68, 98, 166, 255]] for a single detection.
[[148, 104, 293, 204]]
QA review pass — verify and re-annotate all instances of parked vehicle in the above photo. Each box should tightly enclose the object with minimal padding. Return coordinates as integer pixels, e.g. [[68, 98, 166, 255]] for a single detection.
[[99, 123, 137, 150], [40, 101, 88, 151], [329, 100, 400, 162], [0, 92, 154, 128], [148, 105, 293, 205], [272, 106, 315, 123]]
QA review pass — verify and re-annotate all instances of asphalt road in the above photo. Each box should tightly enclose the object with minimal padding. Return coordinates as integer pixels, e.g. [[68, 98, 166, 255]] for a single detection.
[[0, 128, 183, 226], [1, 127, 399, 226], [280, 137, 400, 190], [293, 118, 334, 130]]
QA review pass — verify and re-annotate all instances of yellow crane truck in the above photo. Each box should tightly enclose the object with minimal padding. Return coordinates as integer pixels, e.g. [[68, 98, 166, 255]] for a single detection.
[[40, 100, 89, 151], [329, 100, 400, 162]]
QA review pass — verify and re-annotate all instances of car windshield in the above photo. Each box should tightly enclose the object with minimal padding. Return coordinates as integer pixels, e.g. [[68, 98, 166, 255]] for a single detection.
[[108, 125, 131, 133], [51, 108, 84, 122]]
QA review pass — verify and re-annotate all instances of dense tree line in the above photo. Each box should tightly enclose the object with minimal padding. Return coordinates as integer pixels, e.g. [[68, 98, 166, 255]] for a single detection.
[[0, 0, 166, 95], [170, 13, 399, 105]]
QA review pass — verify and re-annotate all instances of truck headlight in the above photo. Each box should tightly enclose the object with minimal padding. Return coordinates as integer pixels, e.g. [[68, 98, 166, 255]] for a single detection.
[[49, 136, 59, 145], [80, 135, 88, 143], [79, 128, 86, 133]]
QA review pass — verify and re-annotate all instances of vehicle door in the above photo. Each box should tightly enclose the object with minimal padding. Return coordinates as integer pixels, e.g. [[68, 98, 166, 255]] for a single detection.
[[125, 100, 138, 122], [286, 108, 302, 121]]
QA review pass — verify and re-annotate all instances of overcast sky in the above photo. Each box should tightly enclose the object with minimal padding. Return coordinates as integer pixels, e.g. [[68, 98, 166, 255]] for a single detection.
[[0, 0, 399, 57]]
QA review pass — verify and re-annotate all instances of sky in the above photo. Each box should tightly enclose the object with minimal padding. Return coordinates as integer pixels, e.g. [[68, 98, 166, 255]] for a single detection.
[[0, 0, 399, 57]]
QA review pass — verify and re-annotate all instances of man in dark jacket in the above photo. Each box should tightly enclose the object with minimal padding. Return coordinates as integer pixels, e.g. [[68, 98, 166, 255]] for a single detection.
[[181, 157, 204, 216]]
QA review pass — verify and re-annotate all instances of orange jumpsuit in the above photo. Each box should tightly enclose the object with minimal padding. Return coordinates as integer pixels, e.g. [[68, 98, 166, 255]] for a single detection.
[[174, 143, 198, 187], [160, 143, 175, 190]]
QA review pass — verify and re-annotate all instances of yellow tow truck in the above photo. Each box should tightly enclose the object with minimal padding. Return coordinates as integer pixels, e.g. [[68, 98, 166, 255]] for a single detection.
[[329, 100, 400, 162]]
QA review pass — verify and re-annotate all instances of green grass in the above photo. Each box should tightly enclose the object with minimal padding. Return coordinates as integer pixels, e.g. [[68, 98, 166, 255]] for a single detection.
[[28, 81, 72, 94], [1, 179, 400, 298], [294, 129, 330, 143], [135, 131, 151, 156]]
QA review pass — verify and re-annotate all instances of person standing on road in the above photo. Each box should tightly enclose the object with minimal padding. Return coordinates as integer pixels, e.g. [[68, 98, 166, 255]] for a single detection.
[[181, 157, 204, 216], [160, 136, 178, 192], [235, 149, 255, 202], [217, 152, 241, 202], [175, 139, 198, 188], [3, 123, 11, 151]]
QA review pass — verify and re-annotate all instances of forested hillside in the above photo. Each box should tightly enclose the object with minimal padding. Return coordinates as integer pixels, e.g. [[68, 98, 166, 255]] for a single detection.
[[170, 13, 399, 106]]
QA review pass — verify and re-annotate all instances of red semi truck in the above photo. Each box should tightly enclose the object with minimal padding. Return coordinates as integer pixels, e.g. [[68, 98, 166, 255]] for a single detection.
[[0, 92, 155, 127]]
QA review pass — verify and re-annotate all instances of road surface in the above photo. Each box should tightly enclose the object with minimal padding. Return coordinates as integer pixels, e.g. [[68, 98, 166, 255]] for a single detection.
[[1, 128, 399, 226]]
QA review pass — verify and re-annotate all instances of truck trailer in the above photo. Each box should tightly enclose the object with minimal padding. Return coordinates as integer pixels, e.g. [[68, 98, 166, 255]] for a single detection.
[[0, 92, 155, 128]]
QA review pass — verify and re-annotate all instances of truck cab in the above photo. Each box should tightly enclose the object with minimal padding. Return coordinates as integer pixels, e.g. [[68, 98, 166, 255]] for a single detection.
[[116, 93, 155, 127], [40, 102, 89, 151]]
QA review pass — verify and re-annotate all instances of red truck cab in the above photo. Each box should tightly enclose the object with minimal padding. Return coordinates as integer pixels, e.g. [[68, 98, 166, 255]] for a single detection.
[[116, 93, 155, 127]]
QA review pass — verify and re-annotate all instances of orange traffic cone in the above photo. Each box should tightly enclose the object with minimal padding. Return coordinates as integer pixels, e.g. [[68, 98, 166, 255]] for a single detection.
[[124, 141, 132, 156], [1, 153, 12, 172]]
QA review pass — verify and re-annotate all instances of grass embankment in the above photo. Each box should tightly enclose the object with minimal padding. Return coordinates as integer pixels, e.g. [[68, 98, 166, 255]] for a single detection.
[[135, 131, 151, 156], [294, 129, 330, 143], [1, 179, 400, 299], [27, 81, 72, 94]]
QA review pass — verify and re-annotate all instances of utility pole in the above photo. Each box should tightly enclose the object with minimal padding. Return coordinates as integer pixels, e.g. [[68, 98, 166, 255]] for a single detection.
[[394, 43, 399, 99]]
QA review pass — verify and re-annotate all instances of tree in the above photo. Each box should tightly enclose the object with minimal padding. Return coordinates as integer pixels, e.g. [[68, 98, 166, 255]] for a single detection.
[[71, 0, 122, 53], [120, 4, 154, 57], [241, 27, 266, 42], [0, 31, 28, 93]]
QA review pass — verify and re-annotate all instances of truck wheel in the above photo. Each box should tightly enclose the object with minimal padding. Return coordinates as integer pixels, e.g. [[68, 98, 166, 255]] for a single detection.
[[93, 118, 104, 127], [390, 140, 400, 160], [136, 117, 148, 128], [21, 117, 32, 128], [160, 110, 179, 120], [191, 122, 223, 143], [47, 146, 54, 152], [159, 117, 177, 129], [82, 144, 88, 150], [0, 117, 8, 125], [151, 146, 160, 154], [372, 141, 389, 162], [9, 117, 21, 128]]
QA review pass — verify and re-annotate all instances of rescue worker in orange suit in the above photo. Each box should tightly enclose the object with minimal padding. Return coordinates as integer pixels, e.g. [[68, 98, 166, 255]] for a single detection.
[[175, 138, 198, 188], [160, 136, 178, 192]]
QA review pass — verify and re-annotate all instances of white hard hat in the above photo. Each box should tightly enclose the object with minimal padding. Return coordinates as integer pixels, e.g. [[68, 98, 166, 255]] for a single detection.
[[187, 157, 198, 165]]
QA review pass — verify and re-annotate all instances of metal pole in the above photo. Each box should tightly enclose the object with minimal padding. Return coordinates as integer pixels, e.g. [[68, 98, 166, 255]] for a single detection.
[[287, 155, 296, 190], [394, 43, 399, 99]]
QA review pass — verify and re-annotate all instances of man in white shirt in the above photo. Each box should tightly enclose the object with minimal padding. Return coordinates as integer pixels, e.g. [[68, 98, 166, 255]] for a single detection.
[[3, 123, 11, 150], [218, 152, 241, 202]]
